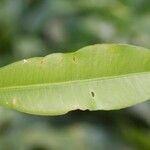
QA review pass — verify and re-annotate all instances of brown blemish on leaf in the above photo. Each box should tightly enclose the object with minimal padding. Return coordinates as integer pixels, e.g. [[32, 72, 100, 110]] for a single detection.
[[40, 60, 44, 64], [72, 56, 78, 64], [91, 91, 95, 98]]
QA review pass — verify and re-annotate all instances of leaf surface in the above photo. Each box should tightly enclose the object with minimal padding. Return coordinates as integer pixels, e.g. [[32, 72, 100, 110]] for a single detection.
[[0, 44, 150, 115]]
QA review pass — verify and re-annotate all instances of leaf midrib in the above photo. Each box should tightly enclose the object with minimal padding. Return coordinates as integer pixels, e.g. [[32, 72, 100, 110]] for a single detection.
[[0, 71, 149, 91]]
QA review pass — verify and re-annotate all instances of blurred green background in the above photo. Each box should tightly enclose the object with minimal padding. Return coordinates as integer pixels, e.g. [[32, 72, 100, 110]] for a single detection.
[[0, 0, 150, 150]]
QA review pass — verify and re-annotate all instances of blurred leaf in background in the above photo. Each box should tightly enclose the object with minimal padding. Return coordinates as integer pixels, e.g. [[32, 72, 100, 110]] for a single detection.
[[0, 0, 150, 150]]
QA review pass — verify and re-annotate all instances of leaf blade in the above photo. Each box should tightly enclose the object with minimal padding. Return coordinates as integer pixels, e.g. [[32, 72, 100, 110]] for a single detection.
[[0, 44, 150, 115]]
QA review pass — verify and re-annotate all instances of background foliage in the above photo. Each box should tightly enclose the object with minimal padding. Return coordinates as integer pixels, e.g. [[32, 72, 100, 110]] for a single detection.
[[0, 0, 150, 150]]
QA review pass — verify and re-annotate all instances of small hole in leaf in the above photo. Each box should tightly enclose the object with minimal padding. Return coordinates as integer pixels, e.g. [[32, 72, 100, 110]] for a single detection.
[[91, 91, 95, 97]]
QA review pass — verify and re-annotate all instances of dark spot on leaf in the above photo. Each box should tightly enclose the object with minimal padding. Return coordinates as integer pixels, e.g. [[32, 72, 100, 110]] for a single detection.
[[91, 91, 95, 98], [72, 56, 77, 63], [40, 60, 44, 64]]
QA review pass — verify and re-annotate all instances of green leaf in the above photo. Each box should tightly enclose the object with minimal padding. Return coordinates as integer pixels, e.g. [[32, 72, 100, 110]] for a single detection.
[[0, 44, 150, 115]]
